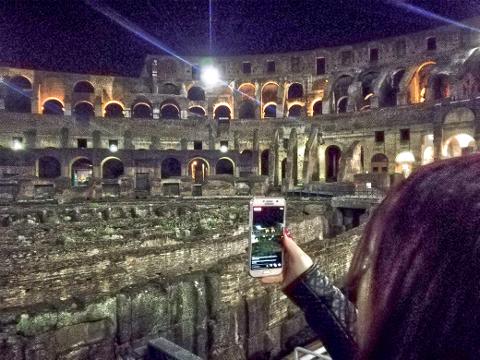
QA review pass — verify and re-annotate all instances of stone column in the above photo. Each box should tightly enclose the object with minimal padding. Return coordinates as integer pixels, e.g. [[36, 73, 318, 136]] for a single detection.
[[252, 129, 260, 175], [302, 128, 318, 185], [153, 104, 160, 120], [284, 128, 298, 191], [233, 131, 240, 151], [31, 83, 40, 114], [24, 129, 37, 149], [94, 97, 102, 117], [92, 130, 102, 149], [270, 130, 280, 186], [433, 123, 443, 161]]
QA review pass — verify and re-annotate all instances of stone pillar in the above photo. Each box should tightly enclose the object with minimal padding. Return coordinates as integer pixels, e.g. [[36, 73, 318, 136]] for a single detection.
[[64, 101, 72, 116], [233, 131, 240, 151], [270, 130, 280, 186], [24, 129, 37, 149], [433, 123, 443, 161], [153, 104, 160, 120], [370, 95, 380, 109], [252, 129, 260, 175], [31, 83, 40, 114], [180, 138, 188, 150], [284, 128, 298, 191], [154, 160, 161, 178], [150, 136, 160, 150], [59, 127, 69, 148], [254, 81, 261, 119], [302, 128, 318, 185], [92, 130, 102, 149], [208, 125, 215, 150], [123, 108, 131, 118], [123, 130, 134, 150], [278, 82, 287, 118], [94, 98, 102, 117]]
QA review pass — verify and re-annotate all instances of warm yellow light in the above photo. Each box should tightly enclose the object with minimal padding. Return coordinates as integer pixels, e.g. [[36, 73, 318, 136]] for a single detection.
[[455, 134, 474, 148], [395, 151, 415, 164]]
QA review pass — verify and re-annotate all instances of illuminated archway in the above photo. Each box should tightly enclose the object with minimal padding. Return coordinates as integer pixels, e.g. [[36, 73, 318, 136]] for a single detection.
[[408, 61, 436, 104], [101, 157, 124, 179], [395, 151, 415, 177], [261, 82, 279, 117], [214, 104, 231, 120], [216, 157, 235, 175], [188, 106, 206, 118], [104, 102, 124, 118], [443, 134, 476, 158], [263, 102, 277, 118], [42, 99, 64, 115], [70, 157, 93, 186], [238, 83, 256, 100], [132, 102, 152, 118], [288, 104, 302, 117], [312, 100, 323, 116], [287, 83, 303, 100], [188, 157, 210, 183], [161, 102, 180, 119]]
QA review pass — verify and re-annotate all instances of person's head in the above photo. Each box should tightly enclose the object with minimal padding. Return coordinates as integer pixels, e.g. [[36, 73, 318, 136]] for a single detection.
[[346, 154, 480, 359]]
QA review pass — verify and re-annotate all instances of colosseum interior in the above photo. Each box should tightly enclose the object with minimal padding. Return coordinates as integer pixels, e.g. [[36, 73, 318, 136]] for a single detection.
[[1, 12, 480, 360]]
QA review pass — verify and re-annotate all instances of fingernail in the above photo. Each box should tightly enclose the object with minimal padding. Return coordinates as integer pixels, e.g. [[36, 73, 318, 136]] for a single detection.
[[285, 228, 291, 236]]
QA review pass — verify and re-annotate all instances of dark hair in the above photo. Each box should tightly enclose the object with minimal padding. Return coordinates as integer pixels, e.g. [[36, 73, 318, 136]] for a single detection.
[[346, 154, 480, 359]]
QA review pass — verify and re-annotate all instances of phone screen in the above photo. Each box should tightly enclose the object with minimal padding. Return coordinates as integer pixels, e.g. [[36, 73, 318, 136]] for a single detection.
[[250, 206, 284, 270]]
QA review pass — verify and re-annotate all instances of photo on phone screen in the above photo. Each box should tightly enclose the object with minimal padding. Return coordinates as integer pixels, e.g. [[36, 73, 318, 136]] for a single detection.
[[250, 206, 284, 270]]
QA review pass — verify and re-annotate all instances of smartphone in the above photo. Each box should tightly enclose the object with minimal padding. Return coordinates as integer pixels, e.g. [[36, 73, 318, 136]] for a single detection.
[[249, 197, 286, 277]]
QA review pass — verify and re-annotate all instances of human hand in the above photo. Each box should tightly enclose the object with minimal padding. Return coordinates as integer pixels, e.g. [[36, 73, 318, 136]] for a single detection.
[[261, 228, 313, 287]]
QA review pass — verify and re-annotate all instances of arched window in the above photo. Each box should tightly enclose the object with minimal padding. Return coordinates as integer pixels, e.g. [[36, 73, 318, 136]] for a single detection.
[[73, 102, 95, 119], [261, 83, 278, 104], [371, 153, 389, 173], [161, 158, 181, 178], [38, 156, 61, 178], [187, 86, 205, 101], [326, 146, 341, 182], [214, 105, 231, 120], [188, 106, 206, 118], [132, 103, 152, 118], [216, 158, 234, 175], [238, 83, 256, 100], [161, 104, 180, 119], [288, 104, 302, 117], [104, 103, 124, 118], [102, 158, 124, 179], [240, 150, 253, 167], [188, 158, 209, 183], [161, 83, 180, 95], [380, 69, 405, 107], [337, 97, 348, 113], [312, 100, 323, 116], [43, 99, 64, 115], [73, 81, 94, 93], [287, 83, 303, 100], [239, 101, 256, 119], [261, 149, 269, 176], [264, 104, 276, 118], [5, 76, 32, 113], [71, 158, 93, 186]]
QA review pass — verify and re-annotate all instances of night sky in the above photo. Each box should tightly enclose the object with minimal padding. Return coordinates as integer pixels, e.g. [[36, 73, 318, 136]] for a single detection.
[[0, 0, 479, 76]]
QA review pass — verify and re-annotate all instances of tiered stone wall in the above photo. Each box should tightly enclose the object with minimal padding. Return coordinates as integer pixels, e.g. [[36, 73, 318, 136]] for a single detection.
[[0, 200, 361, 359]]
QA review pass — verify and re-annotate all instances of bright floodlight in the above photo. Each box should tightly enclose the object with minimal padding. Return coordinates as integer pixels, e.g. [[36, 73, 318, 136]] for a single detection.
[[220, 145, 228, 153], [109, 144, 118, 153], [201, 66, 220, 87], [12, 139, 24, 151]]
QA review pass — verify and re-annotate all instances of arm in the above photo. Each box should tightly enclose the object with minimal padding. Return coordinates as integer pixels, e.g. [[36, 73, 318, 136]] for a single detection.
[[284, 264, 358, 360]]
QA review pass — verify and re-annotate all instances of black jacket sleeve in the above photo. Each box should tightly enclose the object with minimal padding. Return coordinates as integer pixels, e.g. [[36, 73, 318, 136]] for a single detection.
[[283, 264, 358, 360]]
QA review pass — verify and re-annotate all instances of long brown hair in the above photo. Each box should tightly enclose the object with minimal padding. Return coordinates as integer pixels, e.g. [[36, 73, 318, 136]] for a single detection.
[[345, 154, 480, 359]]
